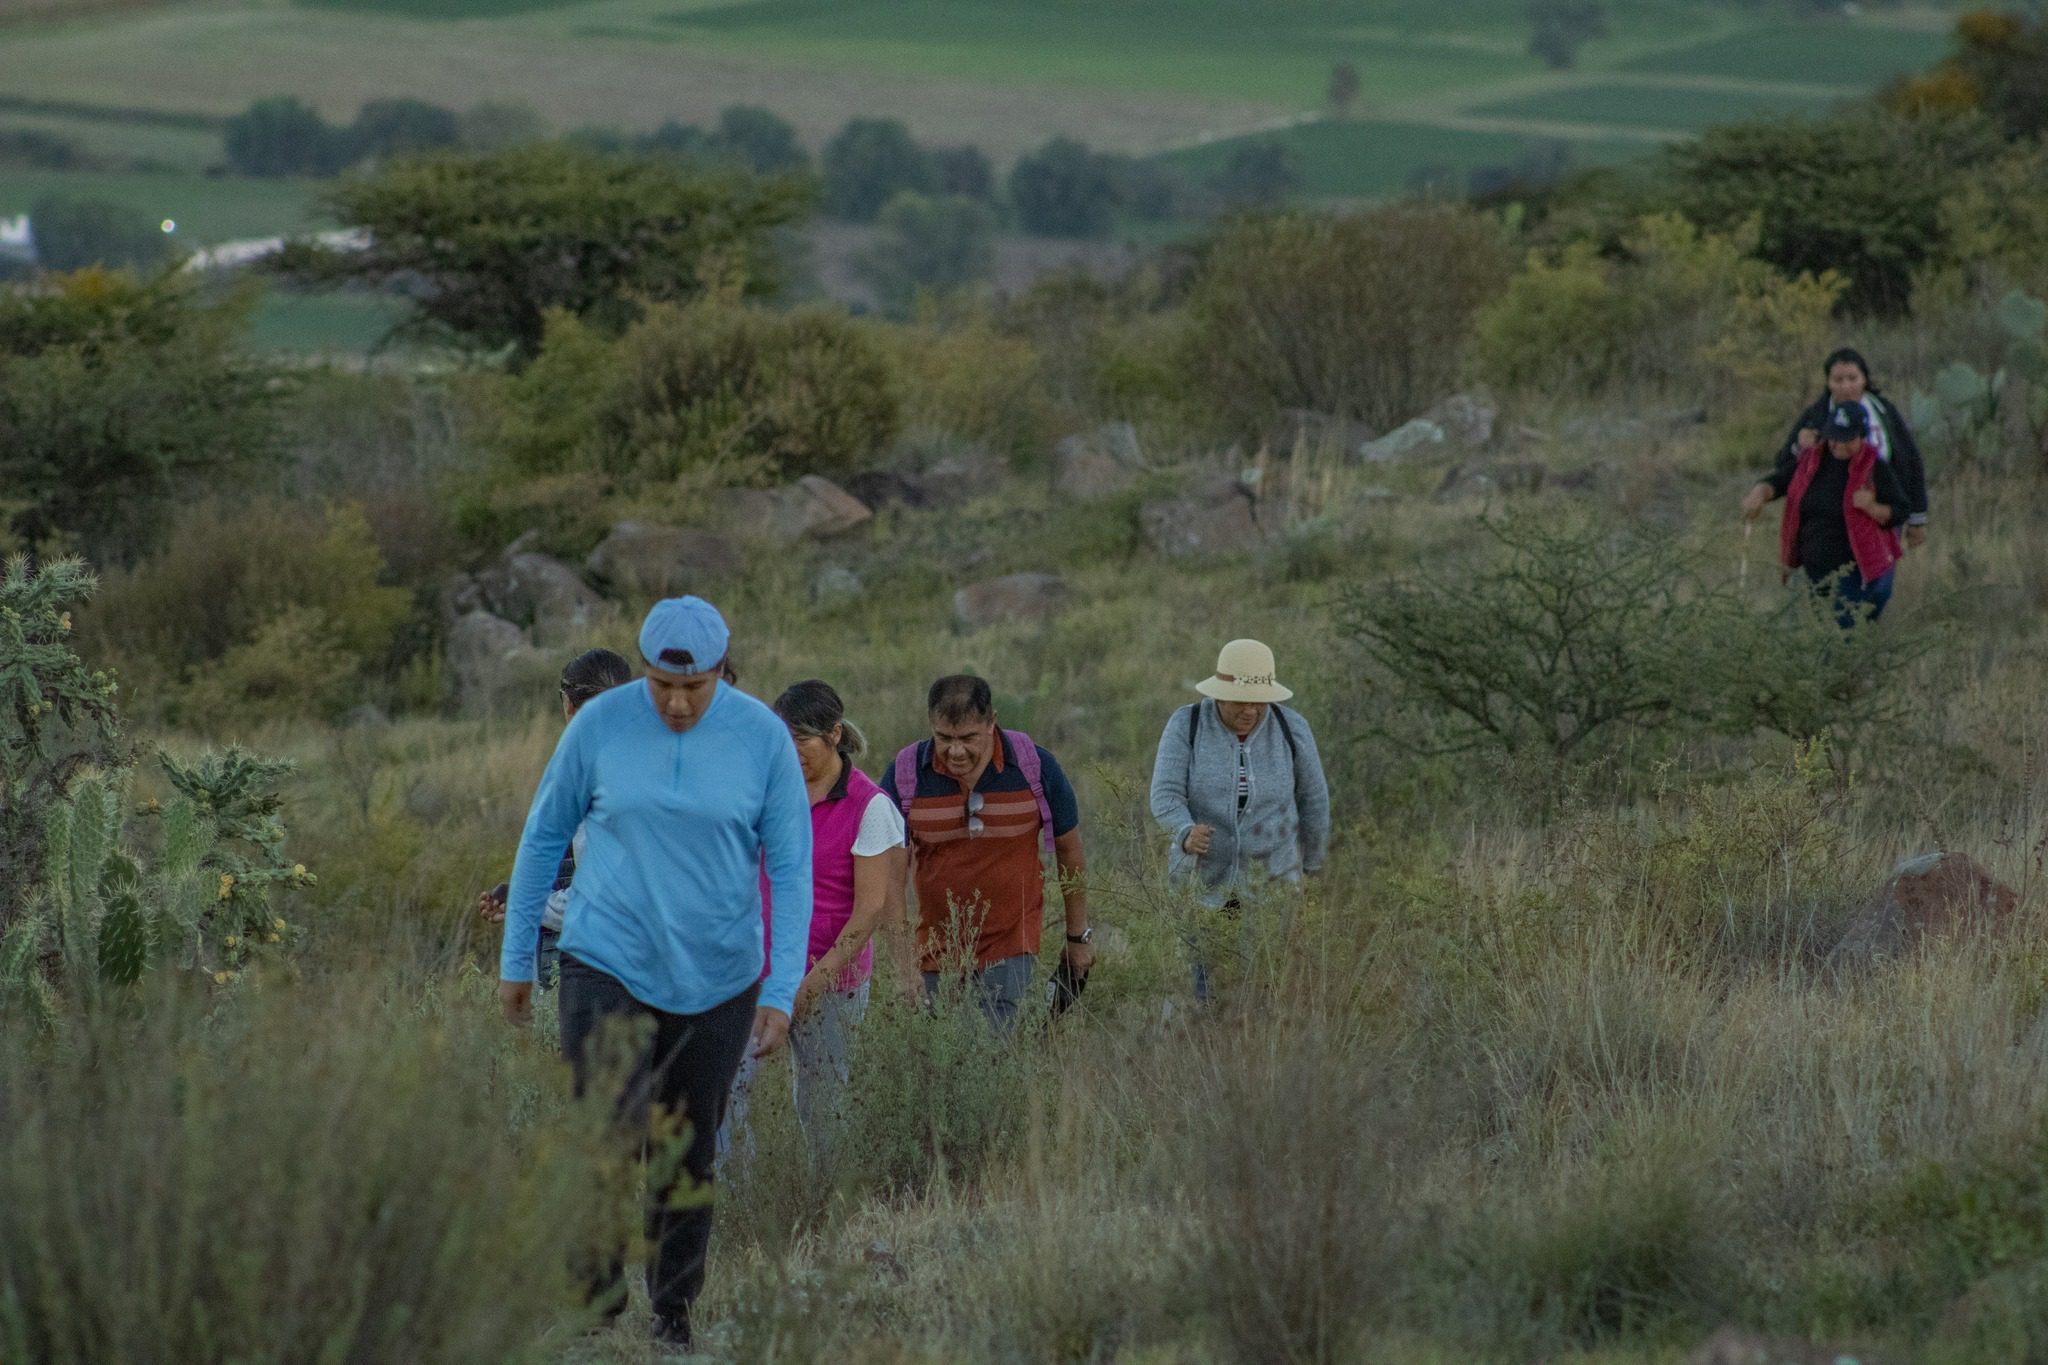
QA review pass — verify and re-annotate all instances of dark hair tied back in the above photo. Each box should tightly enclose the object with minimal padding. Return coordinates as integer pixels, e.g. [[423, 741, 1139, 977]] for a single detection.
[[560, 648, 633, 707], [774, 679, 866, 759]]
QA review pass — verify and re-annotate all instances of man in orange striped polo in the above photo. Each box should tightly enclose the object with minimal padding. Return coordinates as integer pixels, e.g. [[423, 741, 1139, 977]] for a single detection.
[[881, 674, 1091, 1035]]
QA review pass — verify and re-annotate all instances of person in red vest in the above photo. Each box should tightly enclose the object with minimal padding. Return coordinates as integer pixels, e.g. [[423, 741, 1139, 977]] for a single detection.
[[1741, 402, 1908, 625]]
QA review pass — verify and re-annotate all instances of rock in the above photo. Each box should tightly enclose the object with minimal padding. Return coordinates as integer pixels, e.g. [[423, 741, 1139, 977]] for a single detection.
[[721, 476, 874, 542], [810, 566, 864, 607], [952, 572, 1071, 632], [445, 610, 552, 714], [1434, 460, 1549, 501], [921, 450, 1005, 507], [1268, 408, 1376, 455], [1421, 391, 1497, 449], [1685, 1326, 1891, 1365], [1140, 478, 1269, 559], [842, 469, 929, 511], [1053, 422, 1146, 500], [585, 521, 743, 599], [1355, 418, 1445, 464], [1562, 406, 1709, 448], [473, 551, 607, 647], [1830, 852, 2021, 968], [1549, 464, 1610, 494], [437, 572, 487, 629]]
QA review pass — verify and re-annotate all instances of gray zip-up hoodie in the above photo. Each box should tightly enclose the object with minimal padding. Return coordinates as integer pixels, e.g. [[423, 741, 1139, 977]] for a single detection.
[[1149, 700, 1331, 906]]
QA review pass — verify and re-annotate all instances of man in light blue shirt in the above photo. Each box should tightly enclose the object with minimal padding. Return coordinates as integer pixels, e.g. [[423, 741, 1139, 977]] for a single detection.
[[498, 596, 812, 1352]]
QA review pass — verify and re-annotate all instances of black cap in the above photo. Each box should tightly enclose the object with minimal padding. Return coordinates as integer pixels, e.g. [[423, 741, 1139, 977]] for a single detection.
[[1825, 404, 1869, 440]]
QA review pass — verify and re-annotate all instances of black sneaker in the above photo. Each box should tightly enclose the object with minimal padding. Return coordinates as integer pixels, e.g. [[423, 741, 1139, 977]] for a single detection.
[[651, 1312, 693, 1355]]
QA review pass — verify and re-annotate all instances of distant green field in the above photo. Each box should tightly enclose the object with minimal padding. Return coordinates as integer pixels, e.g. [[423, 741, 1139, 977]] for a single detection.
[[1157, 117, 1649, 201], [0, 111, 221, 169], [0, 170, 324, 244], [1469, 81, 1844, 132], [644, 1, 1542, 108], [1622, 21, 1941, 86], [243, 289, 414, 354]]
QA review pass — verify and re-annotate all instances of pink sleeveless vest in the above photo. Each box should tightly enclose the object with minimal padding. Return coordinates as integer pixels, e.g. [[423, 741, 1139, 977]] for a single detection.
[[759, 763, 880, 991]]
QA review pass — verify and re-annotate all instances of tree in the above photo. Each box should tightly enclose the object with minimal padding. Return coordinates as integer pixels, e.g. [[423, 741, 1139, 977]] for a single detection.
[[855, 192, 996, 313], [346, 97, 461, 163], [28, 197, 173, 273], [821, 118, 933, 221], [290, 143, 814, 357], [932, 144, 996, 199], [1950, 8, 2048, 139], [713, 105, 809, 174], [1328, 60, 1362, 116], [0, 270, 277, 560], [1110, 155, 1184, 222], [1008, 137, 1119, 238], [1528, 0, 1607, 70], [1663, 111, 2005, 315], [1210, 141, 1302, 210], [223, 96, 345, 177]]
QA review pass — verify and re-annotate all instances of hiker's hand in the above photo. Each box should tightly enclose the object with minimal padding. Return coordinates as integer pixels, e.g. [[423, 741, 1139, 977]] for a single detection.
[[1741, 484, 1771, 521], [1905, 524, 1927, 549], [1062, 937, 1095, 976], [1796, 427, 1819, 450], [749, 1008, 790, 1060], [1851, 484, 1879, 515], [1183, 824, 1214, 856], [793, 967, 828, 1022], [499, 980, 533, 1028], [477, 888, 506, 925]]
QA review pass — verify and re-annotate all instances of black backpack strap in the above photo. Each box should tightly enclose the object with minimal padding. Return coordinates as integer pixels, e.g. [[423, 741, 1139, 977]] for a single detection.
[[1272, 705, 1298, 761], [1183, 701, 1201, 748]]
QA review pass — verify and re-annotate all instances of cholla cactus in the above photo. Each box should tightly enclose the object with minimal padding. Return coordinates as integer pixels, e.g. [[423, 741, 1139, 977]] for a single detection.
[[0, 556, 310, 1028], [0, 554, 121, 790]]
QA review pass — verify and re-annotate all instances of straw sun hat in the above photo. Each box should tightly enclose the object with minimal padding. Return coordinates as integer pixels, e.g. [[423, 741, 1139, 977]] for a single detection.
[[1195, 638, 1294, 703]]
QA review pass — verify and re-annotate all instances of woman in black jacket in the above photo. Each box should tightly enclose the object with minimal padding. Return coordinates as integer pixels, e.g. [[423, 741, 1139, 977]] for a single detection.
[[1778, 347, 1929, 548]]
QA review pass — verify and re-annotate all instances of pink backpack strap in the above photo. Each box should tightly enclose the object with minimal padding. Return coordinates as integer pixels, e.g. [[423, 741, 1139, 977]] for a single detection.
[[1002, 729, 1055, 855], [891, 743, 921, 821]]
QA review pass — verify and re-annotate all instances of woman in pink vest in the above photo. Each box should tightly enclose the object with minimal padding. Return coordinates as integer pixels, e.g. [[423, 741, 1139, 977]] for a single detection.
[[1741, 401, 1907, 626], [722, 679, 905, 1166]]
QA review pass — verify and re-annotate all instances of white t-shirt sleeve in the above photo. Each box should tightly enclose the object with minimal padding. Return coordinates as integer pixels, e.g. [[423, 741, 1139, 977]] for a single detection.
[[852, 790, 907, 856]]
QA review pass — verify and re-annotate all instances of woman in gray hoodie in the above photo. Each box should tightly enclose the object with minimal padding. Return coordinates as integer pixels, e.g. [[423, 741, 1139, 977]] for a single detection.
[[1149, 638, 1331, 920]]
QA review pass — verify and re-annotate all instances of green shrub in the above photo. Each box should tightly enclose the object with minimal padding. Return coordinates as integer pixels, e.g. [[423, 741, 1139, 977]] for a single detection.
[[1461, 1149, 1735, 1351], [498, 299, 901, 489], [1180, 205, 1512, 437], [871, 312, 1053, 461], [1337, 513, 1931, 767], [0, 270, 277, 561], [1473, 213, 1844, 441], [91, 498, 410, 724], [0, 974, 615, 1363], [833, 985, 1039, 1197]]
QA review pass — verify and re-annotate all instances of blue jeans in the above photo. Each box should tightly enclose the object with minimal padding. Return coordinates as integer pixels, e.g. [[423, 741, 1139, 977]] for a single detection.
[[924, 952, 1036, 1038], [1807, 565, 1894, 628]]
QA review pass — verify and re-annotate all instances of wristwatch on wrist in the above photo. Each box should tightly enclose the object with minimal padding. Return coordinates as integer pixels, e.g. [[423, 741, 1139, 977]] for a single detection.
[[1066, 927, 1092, 945]]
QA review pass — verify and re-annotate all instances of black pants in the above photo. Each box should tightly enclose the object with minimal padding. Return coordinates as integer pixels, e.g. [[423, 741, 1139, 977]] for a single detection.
[[558, 954, 759, 1325]]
